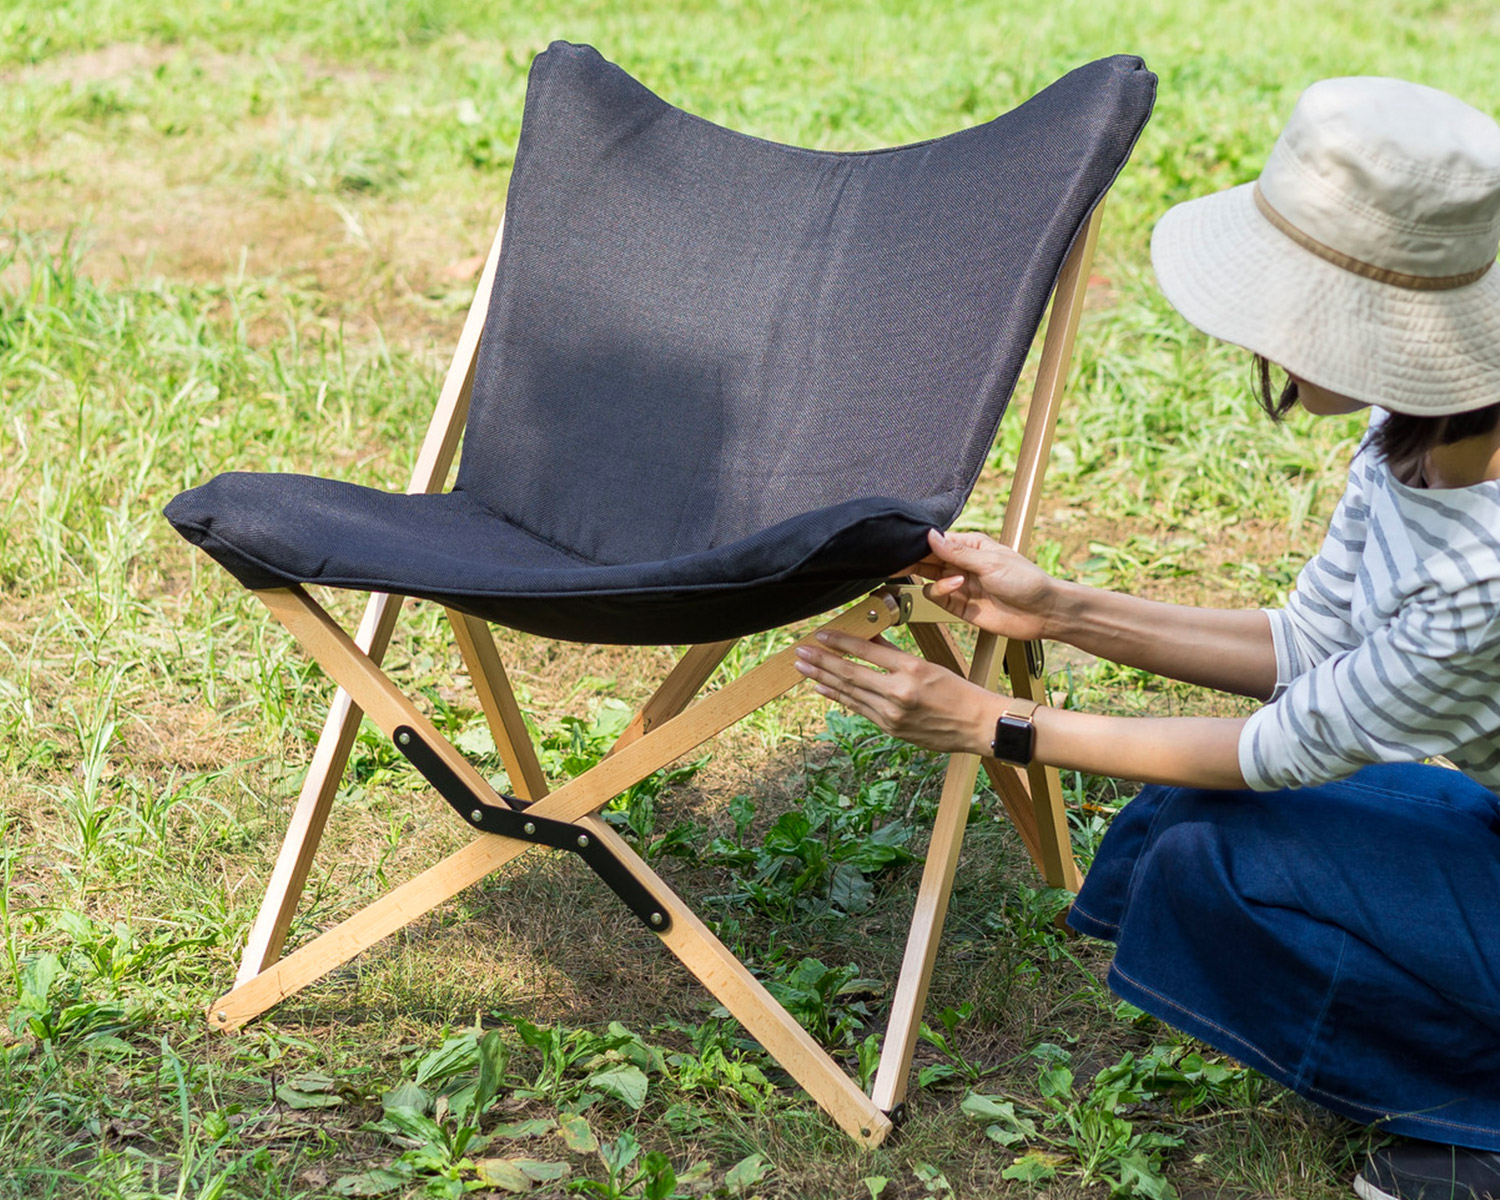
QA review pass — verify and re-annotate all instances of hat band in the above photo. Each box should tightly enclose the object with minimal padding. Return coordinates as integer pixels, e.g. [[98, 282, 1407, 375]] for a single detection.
[[1253, 184, 1494, 290]]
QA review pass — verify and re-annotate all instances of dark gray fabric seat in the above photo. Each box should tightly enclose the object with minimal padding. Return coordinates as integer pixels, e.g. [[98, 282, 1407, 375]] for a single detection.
[[167, 42, 1155, 644]]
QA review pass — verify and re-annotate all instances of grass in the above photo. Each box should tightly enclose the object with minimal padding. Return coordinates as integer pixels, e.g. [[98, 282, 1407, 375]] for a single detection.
[[3, 0, 1496, 1196]]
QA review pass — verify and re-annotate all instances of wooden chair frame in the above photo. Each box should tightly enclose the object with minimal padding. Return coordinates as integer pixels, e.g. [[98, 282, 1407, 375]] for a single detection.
[[207, 202, 1104, 1146]]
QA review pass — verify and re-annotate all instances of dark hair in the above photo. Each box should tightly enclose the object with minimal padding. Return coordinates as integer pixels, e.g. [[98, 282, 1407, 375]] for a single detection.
[[1253, 354, 1500, 469]]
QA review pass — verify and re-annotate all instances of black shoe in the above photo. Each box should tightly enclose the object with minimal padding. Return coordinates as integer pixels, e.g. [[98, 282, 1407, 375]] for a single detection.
[[1354, 1142, 1500, 1200]]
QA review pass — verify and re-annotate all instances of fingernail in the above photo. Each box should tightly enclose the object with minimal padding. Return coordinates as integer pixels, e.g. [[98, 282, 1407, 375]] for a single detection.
[[793, 661, 812, 675], [815, 632, 830, 643], [795, 646, 812, 659]]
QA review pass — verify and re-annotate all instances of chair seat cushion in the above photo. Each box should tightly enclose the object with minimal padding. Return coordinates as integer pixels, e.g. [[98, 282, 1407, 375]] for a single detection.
[[165, 473, 939, 643]]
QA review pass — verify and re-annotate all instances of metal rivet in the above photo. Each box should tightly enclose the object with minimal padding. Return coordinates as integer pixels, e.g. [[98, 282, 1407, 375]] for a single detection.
[[215, 1011, 228, 1023], [860, 1127, 871, 1138], [469, 809, 482, 823], [397, 730, 411, 745], [649, 912, 664, 927], [576, 834, 590, 849], [865, 609, 878, 622], [523, 821, 537, 835]]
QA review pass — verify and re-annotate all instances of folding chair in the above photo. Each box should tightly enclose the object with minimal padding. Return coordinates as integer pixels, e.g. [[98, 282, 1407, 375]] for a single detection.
[[166, 42, 1154, 1145]]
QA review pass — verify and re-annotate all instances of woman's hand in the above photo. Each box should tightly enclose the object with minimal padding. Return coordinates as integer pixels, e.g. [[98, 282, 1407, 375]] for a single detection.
[[795, 628, 1252, 790], [909, 529, 1061, 640], [793, 630, 1000, 755]]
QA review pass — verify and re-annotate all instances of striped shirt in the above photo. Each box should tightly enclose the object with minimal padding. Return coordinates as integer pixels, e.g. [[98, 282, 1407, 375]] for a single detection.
[[1239, 437, 1500, 792]]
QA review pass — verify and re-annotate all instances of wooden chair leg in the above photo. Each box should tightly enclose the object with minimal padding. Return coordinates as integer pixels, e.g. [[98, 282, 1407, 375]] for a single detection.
[[581, 816, 893, 1145], [448, 609, 550, 802], [233, 222, 508, 984], [867, 208, 1103, 1115], [907, 622, 1048, 871], [234, 592, 402, 984], [869, 629, 1005, 1113], [609, 640, 737, 756], [1004, 637, 1080, 892], [212, 587, 901, 1030]]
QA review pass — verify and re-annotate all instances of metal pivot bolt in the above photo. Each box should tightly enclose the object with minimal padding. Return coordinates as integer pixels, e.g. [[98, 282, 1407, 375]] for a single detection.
[[469, 809, 482, 823], [215, 1011, 227, 1024], [523, 821, 537, 835], [649, 912, 664, 927], [396, 730, 411, 746], [865, 608, 879, 622], [576, 834, 590, 849]]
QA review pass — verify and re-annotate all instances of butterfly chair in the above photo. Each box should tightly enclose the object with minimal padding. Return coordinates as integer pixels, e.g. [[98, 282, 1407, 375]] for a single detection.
[[166, 42, 1154, 1144]]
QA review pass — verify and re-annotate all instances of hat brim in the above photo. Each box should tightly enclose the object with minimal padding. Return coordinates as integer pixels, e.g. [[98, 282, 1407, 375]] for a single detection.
[[1151, 182, 1500, 415]]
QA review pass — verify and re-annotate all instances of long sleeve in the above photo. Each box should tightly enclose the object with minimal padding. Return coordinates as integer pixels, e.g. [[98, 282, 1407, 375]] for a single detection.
[[1264, 454, 1370, 699], [1239, 447, 1500, 792]]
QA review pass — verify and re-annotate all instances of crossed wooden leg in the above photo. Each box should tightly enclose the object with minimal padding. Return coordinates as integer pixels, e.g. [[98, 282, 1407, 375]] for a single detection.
[[214, 581, 1080, 1140], [211, 584, 903, 1144]]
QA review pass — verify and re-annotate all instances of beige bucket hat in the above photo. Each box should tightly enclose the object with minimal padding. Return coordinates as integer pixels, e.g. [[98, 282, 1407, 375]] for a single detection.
[[1151, 76, 1500, 416]]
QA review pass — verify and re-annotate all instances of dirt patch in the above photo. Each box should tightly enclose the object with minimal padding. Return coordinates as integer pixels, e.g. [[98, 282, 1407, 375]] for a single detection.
[[4, 43, 177, 86], [2, 45, 495, 352], [6, 148, 494, 353]]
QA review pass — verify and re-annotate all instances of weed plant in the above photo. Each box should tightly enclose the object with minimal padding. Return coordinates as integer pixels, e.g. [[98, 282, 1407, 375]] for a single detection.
[[4, 0, 1494, 1196]]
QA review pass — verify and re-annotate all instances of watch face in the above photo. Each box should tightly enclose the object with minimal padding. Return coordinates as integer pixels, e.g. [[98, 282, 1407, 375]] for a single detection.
[[992, 714, 1034, 765]]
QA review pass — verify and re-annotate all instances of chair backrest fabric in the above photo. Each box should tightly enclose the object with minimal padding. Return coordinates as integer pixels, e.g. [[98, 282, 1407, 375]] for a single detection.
[[459, 43, 1155, 567]]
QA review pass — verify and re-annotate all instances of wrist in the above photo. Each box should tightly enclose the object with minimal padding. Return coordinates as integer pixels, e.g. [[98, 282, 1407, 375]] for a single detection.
[[987, 694, 1043, 764], [1042, 577, 1089, 643]]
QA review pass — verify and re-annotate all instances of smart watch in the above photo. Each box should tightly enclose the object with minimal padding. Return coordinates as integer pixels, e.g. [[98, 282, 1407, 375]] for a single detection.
[[990, 697, 1039, 765]]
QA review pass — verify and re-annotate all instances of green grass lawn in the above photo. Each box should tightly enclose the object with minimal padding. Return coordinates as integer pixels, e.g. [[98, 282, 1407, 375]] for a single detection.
[[3, 1, 1497, 1196]]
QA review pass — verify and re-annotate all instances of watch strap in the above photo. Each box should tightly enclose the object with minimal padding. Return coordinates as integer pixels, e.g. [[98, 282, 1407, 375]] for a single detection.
[[1000, 697, 1039, 723], [990, 696, 1040, 764]]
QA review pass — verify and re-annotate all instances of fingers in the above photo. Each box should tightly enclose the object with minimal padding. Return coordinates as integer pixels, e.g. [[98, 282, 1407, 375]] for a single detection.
[[792, 637, 899, 722], [793, 631, 915, 697], [809, 629, 915, 671], [928, 528, 1003, 568]]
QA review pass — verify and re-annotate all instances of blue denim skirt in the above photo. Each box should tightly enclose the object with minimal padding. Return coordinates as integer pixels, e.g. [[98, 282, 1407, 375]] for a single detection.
[[1068, 763, 1500, 1149]]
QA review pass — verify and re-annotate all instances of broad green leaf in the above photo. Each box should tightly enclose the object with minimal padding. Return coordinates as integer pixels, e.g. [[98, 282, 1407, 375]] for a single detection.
[[827, 864, 875, 913], [82, 1034, 138, 1056], [473, 1159, 531, 1193], [725, 1152, 772, 1195], [454, 724, 496, 757], [381, 1105, 447, 1146], [592, 698, 633, 739], [556, 1112, 598, 1153], [1038, 1064, 1074, 1100], [1001, 1151, 1066, 1183], [331, 1167, 410, 1196], [605, 1021, 665, 1072], [277, 1074, 343, 1109], [600, 1132, 640, 1175], [960, 1093, 1011, 1120], [1117, 1152, 1179, 1200], [917, 1062, 956, 1089], [381, 1081, 431, 1115], [639, 1151, 677, 1200], [960, 1094, 1038, 1141], [16, 952, 61, 1018], [585, 1063, 648, 1110], [414, 1034, 479, 1088], [679, 1161, 713, 1185], [862, 1177, 890, 1199], [473, 1030, 510, 1115], [513, 1158, 570, 1182]]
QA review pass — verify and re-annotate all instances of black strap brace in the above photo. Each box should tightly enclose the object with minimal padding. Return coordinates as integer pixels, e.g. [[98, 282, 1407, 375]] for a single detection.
[[392, 725, 672, 933]]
